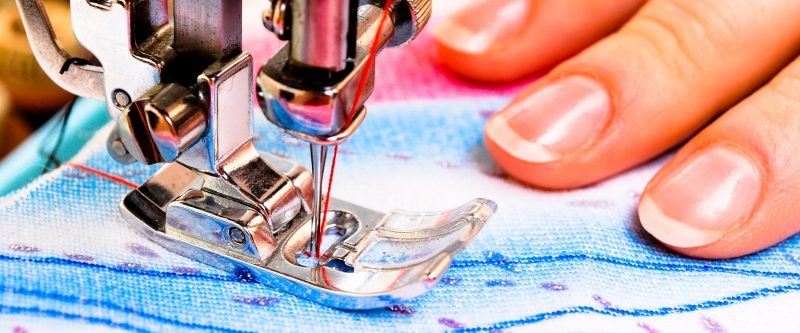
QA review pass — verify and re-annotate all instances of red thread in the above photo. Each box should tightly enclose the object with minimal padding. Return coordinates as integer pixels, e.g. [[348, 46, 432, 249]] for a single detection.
[[65, 162, 138, 189], [317, 0, 395, 255]]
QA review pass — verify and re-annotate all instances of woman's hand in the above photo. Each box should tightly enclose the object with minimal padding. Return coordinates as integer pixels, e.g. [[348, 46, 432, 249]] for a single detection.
[[434, 0, 800, 259]]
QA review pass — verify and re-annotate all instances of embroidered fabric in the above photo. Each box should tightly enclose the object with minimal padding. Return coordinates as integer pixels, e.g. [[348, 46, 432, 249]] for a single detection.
[[1, 96, 799, 332], [2, 8, 799, 330]]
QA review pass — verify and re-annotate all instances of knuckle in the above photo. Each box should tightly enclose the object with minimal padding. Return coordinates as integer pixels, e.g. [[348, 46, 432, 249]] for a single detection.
[[619, 0, 743, 81]]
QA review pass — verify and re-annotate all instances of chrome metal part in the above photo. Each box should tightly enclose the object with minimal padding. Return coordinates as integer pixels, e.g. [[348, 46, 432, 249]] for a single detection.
[[177, 53, 254, 173], [117, 83, 207, 164], [258, 0, 433, 274], [70, 0, 175, 118], [309, 144, 329, 259], [13, 0, 105, 100], [258, 2, 396, 142], [263, 0, 289, 39], [17, 0, 497, 310], [174, 0, 242, 67], [386, 0, 433, 46], [120, 154, 497, 309], [290, 0, 351, 72]]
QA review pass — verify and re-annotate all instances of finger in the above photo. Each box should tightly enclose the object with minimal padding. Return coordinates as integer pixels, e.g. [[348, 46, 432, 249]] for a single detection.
[[484, 0, 800, 189], [433, 0, 645, 83], [639, 56, 800, 259]]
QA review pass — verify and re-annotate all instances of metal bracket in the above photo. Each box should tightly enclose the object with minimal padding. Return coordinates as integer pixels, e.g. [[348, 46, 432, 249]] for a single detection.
[[121, 153, 496, 309]]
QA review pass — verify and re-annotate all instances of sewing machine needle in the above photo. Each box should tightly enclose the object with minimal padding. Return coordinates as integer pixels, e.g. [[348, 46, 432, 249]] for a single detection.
[[309, 143, 328, 260]]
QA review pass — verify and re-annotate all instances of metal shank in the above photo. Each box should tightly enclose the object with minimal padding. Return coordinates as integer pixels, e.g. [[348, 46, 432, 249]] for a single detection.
[[258, 3, 395, 142]]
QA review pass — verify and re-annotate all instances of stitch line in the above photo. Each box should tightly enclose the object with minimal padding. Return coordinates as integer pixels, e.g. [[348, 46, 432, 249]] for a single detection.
[[451, 253, 800, 279], [1, 286, 256, 333], [3, 281, 800, 332], [3, 252, 800, 286], [455, 283, 800, 332], [0, 253, 241, 283], [0, 304, 149, 333]]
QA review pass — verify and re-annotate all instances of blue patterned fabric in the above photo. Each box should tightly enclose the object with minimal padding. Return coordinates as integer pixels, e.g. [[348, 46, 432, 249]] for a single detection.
[[1, 98, 799, 332]]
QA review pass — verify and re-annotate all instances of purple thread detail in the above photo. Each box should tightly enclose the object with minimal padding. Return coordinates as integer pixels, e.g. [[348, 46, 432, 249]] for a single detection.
[[478, 110, 495, 120], [9, 244, 40, 253], [540, 282, 567, 291], [64, 253, 95, 262], [232, 296, 279, 307], [438, 317, 465, 329], [387, 152, 414, 161], [567, 200, 615, 208], [127, 243, 160, 258], [484, 251, 517, 272], [436, 160, 460, 169], [637, 322, 660, 333], [13, 327, 28, 333], [386, 304, 415, 316], [120, 262, 147, 270], [592, 294, 614, 308], [701, 316, 726, 333], [172, 266, 201, 275], [440, 276, 462, 285], [235, 268, 257, 282], [486, 279, 515, 287]]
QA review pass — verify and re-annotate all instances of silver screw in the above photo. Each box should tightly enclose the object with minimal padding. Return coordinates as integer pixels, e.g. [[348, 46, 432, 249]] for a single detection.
[[112, 89, 131, 109], [229, 228, 246, 245]]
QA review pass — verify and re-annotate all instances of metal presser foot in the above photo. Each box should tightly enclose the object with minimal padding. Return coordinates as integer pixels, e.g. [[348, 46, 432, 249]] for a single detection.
[[16, 0, 498, 309], [122, 156, 496, 308]]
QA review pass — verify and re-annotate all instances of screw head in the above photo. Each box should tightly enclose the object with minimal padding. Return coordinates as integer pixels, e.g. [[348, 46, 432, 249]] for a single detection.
[[112, 89, 131, 109], [229, 228, 246, 245]]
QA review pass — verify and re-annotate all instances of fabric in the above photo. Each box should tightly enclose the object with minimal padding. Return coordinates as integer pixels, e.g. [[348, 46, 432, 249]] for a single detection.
[[3, 3, 800, 331]]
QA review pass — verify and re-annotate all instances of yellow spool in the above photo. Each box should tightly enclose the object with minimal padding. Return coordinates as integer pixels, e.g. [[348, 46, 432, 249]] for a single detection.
[[0, 0, 86, 112]]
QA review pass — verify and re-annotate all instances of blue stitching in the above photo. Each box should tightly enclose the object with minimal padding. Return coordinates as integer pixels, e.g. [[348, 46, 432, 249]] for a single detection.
[[0, 253, 241, 283], [451, 253, 800, 279], [4, 281, 800, 332], [3, 252, 800, 285], [1, 285, 255, 333], [455, 283, 800, 332], [0, 304, 149, 333]]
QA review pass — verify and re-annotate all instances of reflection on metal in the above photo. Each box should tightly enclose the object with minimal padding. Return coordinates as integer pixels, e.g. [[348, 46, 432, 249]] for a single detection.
[[16, 0, 499, 309], [121, 154, 496, 309]]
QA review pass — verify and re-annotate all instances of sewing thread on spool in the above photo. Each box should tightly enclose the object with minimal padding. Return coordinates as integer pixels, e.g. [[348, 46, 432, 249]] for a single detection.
[[317, 0, 396, 256]]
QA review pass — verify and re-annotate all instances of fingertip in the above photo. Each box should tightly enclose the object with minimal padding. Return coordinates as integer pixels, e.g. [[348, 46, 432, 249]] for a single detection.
[[483, 75, 613, 189], [434, 0, 646, 83], [433, 0, 533, 82]]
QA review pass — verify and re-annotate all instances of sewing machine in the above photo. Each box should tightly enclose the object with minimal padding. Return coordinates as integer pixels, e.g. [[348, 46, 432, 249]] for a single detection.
[[15, 0, 496, 309]]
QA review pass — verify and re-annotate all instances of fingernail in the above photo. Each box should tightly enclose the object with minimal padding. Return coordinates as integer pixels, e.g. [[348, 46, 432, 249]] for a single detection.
[[639, 147, 763, 248], [433, 0, 530, 54], [485, 76, 611, 163]]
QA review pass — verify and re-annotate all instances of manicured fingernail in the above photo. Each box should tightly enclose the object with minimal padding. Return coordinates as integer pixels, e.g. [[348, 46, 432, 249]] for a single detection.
[[485, 76, 611, 163], [639, 147, 763, 248], [433, 0, 529, 54]]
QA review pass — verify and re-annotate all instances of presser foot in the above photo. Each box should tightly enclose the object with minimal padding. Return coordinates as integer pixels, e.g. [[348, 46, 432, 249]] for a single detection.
[[119, 153, 497, 309]]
